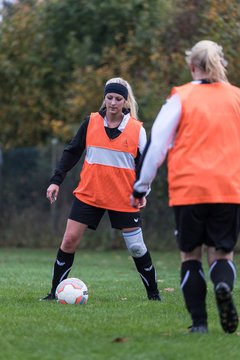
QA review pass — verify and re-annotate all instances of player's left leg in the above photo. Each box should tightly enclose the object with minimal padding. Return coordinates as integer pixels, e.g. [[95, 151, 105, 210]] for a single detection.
[[122, 227, 161, 301], [174, 204, 208, 333], [108, 210, 160, 300], [180, 247, 208, 333]]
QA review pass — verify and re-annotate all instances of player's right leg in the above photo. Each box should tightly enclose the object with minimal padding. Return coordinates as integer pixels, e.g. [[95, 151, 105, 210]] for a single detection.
[[209, 248, 238, 333], [41, 198, 104, 300], [41, 219, 87, 300], [207, 203, 240, 333]]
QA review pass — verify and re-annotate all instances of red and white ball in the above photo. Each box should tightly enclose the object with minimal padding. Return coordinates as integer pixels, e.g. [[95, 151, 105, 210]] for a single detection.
[[55, 278, 88, 305]]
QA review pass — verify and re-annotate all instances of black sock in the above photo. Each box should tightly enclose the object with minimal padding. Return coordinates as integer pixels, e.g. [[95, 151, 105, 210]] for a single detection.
[[132, 251, 159, 295], [209, 259, 236, 291], [51, 248, 75, 295], [181, 260, 207, 326]]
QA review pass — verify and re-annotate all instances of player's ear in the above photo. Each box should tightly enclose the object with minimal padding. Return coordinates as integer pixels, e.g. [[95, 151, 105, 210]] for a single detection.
[[190, 63, 195, 73]]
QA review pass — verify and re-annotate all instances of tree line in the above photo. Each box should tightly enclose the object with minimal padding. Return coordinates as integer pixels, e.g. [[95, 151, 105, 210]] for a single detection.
[[0, 0, 239, 148]]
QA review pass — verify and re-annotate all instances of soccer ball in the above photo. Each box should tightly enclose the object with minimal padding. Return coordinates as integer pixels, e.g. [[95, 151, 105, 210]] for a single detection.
[[55, 278, 89, 305]]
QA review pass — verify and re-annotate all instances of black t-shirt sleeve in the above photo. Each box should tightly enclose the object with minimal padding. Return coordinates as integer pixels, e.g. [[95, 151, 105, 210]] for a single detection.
[[50, 116, 89, 185], [132, 135, 151, 198]]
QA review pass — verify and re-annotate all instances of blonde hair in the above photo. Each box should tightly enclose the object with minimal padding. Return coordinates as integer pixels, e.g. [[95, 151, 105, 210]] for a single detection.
[[185, 40, 228, 82], [100, 77, 138, 118]]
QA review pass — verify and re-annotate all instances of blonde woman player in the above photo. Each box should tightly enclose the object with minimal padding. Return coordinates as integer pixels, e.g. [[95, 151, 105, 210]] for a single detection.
[[131, 40, 240, 333], [42, 77, 161, 302]]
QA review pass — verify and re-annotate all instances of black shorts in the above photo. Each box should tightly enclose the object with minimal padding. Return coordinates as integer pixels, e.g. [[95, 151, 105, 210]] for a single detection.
[[173, 203, 240, 253], [69, 197, 142, 230]]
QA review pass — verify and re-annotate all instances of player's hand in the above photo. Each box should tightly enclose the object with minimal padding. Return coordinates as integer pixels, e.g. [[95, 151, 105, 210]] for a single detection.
[[130, 195, 146, 209], [139, 196, 147, 209], [46, 184, 59, 204]]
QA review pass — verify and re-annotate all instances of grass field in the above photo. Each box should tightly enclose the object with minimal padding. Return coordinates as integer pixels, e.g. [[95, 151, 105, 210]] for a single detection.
[[0, 248, 240, 360]]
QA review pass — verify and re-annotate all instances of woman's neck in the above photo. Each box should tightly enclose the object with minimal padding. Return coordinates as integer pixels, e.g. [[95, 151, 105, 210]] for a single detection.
[[191, 68, 211, 81], [105, 112, 123, 128]]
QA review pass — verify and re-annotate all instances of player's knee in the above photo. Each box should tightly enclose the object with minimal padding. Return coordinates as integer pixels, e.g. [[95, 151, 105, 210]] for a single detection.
[[122, 228, 147, 258], [128, 243, 147, 257], [62, 232, 79, 252]]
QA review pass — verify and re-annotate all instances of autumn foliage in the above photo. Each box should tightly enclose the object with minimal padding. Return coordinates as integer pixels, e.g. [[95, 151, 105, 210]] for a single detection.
[[0, 0, 240, 148]]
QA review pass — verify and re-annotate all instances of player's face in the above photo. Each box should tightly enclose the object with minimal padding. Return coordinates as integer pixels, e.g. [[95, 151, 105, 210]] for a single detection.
[[105, 93, 125, 115]]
